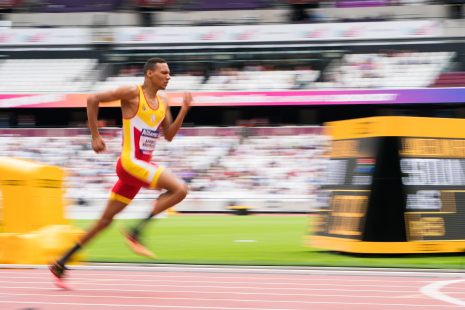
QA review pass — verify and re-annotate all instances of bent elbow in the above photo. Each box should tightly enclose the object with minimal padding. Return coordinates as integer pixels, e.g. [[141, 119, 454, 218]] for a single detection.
[[165, 136, 173, 142]]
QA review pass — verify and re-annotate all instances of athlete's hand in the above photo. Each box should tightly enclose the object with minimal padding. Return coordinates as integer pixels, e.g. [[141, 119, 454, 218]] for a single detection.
[[91, 136, 107, 154], [181, 92, 192, 113]]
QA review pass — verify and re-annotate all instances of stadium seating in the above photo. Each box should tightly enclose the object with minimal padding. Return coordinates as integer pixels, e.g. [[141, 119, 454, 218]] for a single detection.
[[0, 59, 98, 93], [200, 70, 321, 91], [213, 135, 327, 195], [92, 75, 204, 93], [0, 53, 459, 93], [188, 0, 271, 10], [93, 69, 320, 92], [35, 0, 123, 12], [430, 72, 465, 88], [314, 52, 455, 89], [336, 0, 389, 8], [0, 132, 328, 201]]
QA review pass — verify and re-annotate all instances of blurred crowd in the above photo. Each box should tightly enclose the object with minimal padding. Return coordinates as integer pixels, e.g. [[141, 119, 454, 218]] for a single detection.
[[0, 131, 329, 203], [316, 51, 456, 89]]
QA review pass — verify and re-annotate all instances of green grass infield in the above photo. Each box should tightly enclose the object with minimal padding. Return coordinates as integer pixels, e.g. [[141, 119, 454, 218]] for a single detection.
[[73, 215, 465, 269]]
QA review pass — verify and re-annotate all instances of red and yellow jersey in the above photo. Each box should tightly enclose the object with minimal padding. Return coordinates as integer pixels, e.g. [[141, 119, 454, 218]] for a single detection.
[[119, 85, 166, 187]]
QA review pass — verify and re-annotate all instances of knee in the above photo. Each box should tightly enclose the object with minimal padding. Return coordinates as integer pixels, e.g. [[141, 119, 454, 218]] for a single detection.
[[177, 182, 189, 200]]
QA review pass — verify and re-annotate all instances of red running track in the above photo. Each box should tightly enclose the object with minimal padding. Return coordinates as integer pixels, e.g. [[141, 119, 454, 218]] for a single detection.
[[1, 265, 465, 310]]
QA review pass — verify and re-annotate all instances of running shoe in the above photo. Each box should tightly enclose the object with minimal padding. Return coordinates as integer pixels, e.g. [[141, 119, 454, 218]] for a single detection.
[[48, 261, 73, 290], [119, 227, 157, 259]]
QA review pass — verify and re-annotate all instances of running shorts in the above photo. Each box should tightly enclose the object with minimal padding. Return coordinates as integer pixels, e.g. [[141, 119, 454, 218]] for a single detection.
[[110, 158, 164, 204]]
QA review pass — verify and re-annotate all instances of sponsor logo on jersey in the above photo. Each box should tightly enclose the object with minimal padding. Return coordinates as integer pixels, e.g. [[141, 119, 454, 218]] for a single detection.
[[141, 128, 160, 138], [151, 114, 156, 123]]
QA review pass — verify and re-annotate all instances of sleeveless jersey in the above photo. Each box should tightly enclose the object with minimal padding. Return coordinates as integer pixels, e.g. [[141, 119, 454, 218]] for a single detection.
[[121, 85, 166, 163]]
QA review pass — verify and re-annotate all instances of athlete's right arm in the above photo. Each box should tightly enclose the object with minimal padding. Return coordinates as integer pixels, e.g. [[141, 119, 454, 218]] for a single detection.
[[87, 86, 138, 153]]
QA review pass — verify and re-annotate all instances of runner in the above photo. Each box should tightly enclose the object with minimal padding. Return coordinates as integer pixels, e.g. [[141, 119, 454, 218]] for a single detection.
[[49, 57, 192, 289]]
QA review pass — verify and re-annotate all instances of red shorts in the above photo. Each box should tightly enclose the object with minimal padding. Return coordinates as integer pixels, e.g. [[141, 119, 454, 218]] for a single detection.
[[110, 158, 164, 204]]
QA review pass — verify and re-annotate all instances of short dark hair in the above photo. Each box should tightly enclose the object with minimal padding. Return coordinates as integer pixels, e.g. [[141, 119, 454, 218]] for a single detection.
[[143, 57, 167, 75]]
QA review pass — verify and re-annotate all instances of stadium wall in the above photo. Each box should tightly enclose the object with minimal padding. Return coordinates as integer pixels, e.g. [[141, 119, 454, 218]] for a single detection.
[[3, 6, 460, 28]]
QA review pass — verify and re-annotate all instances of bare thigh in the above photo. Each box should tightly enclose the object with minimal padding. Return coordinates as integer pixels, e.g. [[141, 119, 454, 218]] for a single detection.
[[156, 169, 188, 193], [101, 199, 129, 220]]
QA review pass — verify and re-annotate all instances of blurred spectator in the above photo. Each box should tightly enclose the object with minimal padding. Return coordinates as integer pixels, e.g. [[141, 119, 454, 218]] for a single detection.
[[0, 131, 329, 202]]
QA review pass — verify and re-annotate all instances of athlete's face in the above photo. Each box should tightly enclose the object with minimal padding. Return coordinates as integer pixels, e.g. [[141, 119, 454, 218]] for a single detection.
[[147, 63, 171, 90]]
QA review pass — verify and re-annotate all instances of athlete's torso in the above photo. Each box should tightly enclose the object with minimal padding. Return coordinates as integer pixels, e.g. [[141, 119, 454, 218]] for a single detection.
[[121, 85, 166, 162]]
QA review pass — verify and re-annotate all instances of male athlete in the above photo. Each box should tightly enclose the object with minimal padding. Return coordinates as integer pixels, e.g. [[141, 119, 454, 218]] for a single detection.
[[49, 57, 192, 289]]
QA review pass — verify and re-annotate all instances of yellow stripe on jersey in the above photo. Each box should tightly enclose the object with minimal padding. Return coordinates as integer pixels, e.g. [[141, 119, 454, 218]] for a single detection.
[[150, 166, 164, 189]]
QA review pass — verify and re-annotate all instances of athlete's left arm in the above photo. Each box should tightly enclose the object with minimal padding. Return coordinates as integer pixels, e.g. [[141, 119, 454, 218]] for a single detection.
[[161, 92, 192, 142]]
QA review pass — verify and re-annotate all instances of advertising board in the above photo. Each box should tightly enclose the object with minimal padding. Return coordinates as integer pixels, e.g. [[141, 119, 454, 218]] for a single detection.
[[1, 88, 464, 108]]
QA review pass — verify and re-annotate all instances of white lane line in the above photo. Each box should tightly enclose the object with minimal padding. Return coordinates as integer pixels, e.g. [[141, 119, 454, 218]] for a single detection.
[[0, 285, 424, 294], [420, 279, 465, 306], [0, 299, 460, 308], [1, 264, 465, 278], [0, 301, 291, 309], [0, 280, 423, 290], [0, 279, 423, 289], [0, 292, 438, 303], [0, 274, 438, 283]]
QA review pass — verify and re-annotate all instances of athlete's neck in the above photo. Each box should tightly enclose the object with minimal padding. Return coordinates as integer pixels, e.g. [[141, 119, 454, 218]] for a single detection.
[[141, 82, 159, 99]]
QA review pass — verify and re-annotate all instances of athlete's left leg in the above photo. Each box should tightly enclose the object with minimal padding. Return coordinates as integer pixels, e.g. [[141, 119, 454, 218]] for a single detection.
[[49, 198, 129, 289], [49, 179, 141, 288]]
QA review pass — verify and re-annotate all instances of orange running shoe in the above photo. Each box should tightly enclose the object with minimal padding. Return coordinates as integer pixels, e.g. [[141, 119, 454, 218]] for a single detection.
[[119, 227, 157, 259], [48, 261, 73, 290]]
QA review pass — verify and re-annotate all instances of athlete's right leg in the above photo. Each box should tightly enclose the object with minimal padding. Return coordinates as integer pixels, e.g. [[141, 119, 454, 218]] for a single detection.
[[126, 170, 188, 247], [115, 158, 187, 257], [149, 169, 188, 216]]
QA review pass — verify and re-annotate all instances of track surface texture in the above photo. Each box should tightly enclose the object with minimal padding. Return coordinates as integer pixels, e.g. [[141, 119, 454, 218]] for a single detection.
[[2, 264, 465, 309]]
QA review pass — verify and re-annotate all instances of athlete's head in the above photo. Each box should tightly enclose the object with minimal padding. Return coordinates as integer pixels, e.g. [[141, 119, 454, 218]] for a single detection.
[[144, 57, 170, 90]]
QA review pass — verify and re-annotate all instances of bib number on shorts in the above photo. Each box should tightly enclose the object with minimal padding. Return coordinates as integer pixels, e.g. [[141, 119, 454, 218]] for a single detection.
[[139, 129, 160, 155]]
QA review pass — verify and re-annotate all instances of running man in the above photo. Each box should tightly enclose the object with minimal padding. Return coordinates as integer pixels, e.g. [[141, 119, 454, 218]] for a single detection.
[[49, 57, 191, 289]]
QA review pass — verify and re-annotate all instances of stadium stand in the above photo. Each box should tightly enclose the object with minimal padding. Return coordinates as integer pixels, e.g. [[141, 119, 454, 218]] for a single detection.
[[93, 68, 320, 92], [211, 134, 327, 195], [200, 69, 320, 91], [430, 71, 465, 88], [188, 0, 272, 10], [0, 53, 461, 93], [0, 59, 98, 93], [3, 0, 451, 27], [0, 131, 327, 203], [93, 75, 204, 93], [314, 51, 455, 89], [35, 0, 123, 12], [336, 0, 389, 8]]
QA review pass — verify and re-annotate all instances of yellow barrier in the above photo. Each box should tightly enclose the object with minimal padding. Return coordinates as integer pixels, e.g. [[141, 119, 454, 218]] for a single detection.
[[0, 225, 85, 264], [0, 157, 67, 233], [0, 157, 85, 264]]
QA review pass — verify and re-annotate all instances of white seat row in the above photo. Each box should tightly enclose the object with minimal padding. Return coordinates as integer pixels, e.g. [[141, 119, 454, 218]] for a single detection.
[[316, 52, 455, 89], [0, 58, 98, 94]]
